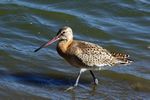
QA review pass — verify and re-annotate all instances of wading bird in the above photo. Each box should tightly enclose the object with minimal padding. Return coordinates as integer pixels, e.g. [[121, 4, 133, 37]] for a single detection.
[[34, 26, 132, 90]]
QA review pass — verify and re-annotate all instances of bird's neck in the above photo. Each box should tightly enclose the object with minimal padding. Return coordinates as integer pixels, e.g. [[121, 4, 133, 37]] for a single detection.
[[57, 39, 73, 54]]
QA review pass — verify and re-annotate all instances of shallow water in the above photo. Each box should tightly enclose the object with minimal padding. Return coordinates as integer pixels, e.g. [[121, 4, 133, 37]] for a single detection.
[[0, 0, 150, 99]]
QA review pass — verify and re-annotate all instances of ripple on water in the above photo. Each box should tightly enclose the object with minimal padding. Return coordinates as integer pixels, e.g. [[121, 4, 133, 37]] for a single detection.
[[0, 0, 150, 99]]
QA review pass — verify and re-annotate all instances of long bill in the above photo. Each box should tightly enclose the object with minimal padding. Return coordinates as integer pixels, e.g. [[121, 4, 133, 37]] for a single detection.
[[34, 36, 60, 52]]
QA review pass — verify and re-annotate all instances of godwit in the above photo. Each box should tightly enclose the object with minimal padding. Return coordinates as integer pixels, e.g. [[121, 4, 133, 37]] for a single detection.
[[34, 26, 132, 90]]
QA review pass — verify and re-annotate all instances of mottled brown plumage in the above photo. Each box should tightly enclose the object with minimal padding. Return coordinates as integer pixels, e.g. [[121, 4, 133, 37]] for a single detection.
[[111, 52, 132, 64], [35, 26, 132, 90], [56, 27, 132, 69], [57, 40, 122, 69]]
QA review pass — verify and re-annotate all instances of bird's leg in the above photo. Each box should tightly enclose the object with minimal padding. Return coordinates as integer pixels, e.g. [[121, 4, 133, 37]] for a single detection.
[[74, 69, 83, 86], [89, 70, 98, 85], [65, 69, 86, 91]]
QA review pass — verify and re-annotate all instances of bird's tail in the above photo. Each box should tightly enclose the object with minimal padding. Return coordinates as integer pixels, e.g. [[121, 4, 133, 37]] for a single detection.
[[111, 52, 133, 64]]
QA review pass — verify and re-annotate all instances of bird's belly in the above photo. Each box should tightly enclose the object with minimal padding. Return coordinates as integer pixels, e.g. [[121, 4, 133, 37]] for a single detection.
[[60, 54, 112, 70], [57, 48, 86, 68], [64, 56, 87, 68], [66, 58, 111, 70], [59, 54, 87, 68], [57, 48, 108, 69]]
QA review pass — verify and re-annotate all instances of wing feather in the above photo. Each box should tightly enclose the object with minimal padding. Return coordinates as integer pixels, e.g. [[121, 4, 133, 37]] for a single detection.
[[68, 41, 116, 68]]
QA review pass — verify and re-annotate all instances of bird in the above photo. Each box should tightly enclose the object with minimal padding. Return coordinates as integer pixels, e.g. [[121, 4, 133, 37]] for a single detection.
[[34, 26, 132, 90]]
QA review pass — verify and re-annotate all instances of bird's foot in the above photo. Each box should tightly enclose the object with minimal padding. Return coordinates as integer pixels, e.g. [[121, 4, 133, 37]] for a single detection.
[[94, 78, 99, 85], [64, 86, 76, 92]]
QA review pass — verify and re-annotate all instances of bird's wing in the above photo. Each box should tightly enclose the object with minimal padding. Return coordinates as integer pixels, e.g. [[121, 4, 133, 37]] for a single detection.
[[111, 52, 132, 64], [68, 41, 118, 68]]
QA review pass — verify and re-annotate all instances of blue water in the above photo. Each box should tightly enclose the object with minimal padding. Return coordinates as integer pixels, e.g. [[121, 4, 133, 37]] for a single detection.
[[0, 0, 150, 99]]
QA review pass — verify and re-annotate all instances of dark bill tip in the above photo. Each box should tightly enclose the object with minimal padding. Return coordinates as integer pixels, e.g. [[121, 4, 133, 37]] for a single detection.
[[34, 43, 46, 52], [34, 35, 60, 52]]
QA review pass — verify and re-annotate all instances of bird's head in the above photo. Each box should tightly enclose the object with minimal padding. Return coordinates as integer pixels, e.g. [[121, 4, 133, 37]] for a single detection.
[[34, 26, 73, 52], [56, 26, 73, 41]]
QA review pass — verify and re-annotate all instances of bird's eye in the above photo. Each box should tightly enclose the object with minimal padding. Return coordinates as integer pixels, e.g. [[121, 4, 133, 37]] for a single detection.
[[60, 31, 65, 35]]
